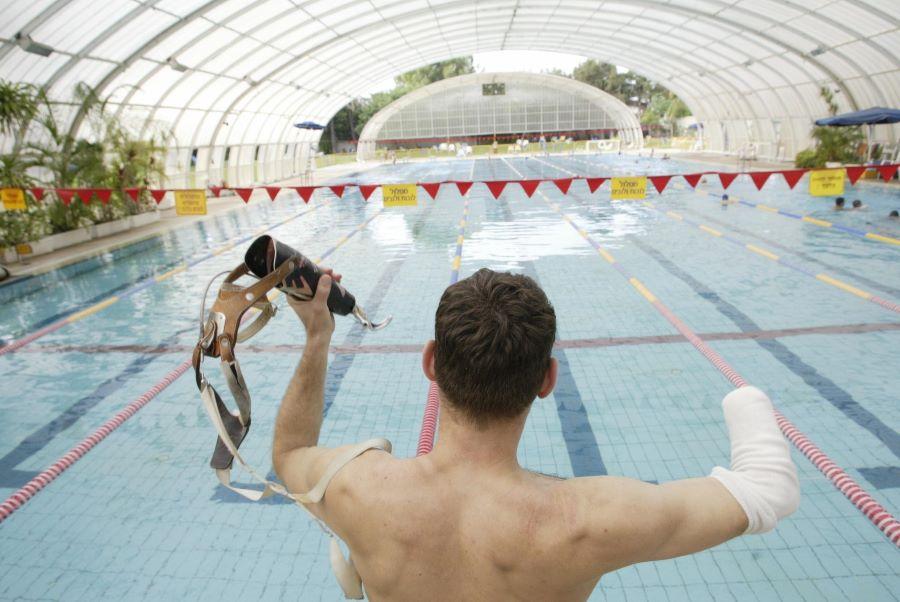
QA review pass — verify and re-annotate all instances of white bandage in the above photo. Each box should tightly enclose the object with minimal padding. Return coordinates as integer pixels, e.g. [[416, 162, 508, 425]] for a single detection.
[[710, 386, 800, 534]]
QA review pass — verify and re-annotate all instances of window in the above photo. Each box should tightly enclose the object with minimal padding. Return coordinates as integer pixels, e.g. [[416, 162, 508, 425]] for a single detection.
[[482, 83, 505, 96]]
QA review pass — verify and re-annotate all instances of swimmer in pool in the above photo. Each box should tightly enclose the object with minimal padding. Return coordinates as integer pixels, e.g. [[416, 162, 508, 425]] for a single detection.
[[272, 269, 800, 601], [721, 193, 729, 206], [851, 199, 866, 210], [834, 197, 846, 210], [890, 210, 899, 220]]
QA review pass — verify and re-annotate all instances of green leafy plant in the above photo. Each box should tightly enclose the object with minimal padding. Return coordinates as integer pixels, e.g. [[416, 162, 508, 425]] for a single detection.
[[0, 80, 38, 136], [794, 87, 864, 168]]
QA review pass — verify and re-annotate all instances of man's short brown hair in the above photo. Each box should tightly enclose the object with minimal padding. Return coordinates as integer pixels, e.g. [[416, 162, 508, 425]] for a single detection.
[[434, 268, 556, 425]]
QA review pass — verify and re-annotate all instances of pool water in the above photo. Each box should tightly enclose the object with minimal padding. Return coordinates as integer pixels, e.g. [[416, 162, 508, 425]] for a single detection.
[[1, 155, 898, 601]]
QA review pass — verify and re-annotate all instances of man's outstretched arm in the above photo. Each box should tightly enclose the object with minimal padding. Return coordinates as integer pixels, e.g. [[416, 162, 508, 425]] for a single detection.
[[574, 386, 800, 574]]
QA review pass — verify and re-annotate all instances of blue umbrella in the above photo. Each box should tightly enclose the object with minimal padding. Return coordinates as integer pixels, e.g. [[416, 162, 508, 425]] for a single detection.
[[814, 107, 900, 162], [814, 106, 900, 127], [294, 121, 325, 130]]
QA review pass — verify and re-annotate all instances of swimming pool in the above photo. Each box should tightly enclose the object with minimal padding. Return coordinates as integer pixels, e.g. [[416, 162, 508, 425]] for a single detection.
[[1, 154, 898, 601]]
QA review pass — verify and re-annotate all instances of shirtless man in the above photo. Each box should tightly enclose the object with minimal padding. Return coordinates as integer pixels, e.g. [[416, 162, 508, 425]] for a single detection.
[[272, 268, 800, 601]]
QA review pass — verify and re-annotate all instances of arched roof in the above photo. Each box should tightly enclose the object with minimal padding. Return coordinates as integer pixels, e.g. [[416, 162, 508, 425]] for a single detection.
[[1, 0, 898, 163], [356, 72, 643, 157]]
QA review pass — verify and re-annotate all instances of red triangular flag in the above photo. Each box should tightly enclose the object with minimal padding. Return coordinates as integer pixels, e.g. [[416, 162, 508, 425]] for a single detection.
[[585, 178, 607, 193], [233, 188, 253, 203], [420, 182, 441, 200], [518, 180, 541, 198], [683, 173, 704, 188], [485, 180, 508, 199], [455, 181, 473, 196], [359, 185, 378, 201], [329, 185, 345, 198], [749, 171, 773, 191], [553, 178, 573, 194], [781, 169, 806, 189], [125, 188, 140, 202], [209, 186, 223, 198], [57, 189, 75, 206], [718, 172, 739, 189], [76, 189, 94, 205], [264, 187, 280, 201], [292, 186, 315, 203], [876, 164, 898, 182], [649, 175, 672, 194], [150, 189, 168, 204], [29, 187, 44, 202], [844, 166, 866, 185], [95, 189, 112, 204]]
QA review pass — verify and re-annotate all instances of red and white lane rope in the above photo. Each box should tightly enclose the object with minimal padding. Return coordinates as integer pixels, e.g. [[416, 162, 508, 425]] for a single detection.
[[0, 359, 192, 523], [416, 382, 441, 456], [548, 197, 900, 547]]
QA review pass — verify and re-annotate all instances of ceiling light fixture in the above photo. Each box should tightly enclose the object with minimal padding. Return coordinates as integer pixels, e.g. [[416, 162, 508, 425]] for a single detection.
[[14, 32, 53, 57]]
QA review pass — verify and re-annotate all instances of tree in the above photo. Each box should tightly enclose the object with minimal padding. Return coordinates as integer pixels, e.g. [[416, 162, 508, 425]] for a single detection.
[[322, 57, 475, 150], [571, 60, 667, 109]]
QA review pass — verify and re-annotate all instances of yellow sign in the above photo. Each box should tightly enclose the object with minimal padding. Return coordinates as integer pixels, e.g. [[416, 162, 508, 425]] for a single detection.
[[174, 189, 207, 215], [15, 243, 33, 255], [382, 184, 418, 207], [2, 188, 26, 211], [610, 177, 647, 200], [809, 169, 845, 197]]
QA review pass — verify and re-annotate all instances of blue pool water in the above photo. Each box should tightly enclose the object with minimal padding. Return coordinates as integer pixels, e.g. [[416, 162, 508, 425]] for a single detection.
[[1, 155, 898, 601]]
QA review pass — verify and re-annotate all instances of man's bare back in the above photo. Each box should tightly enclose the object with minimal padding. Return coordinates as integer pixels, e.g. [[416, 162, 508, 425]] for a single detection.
[[325, 451, 604, 602], [273, 269, 799, 600]]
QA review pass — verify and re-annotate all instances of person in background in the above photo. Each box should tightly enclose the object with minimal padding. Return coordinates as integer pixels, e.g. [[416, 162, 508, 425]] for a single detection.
[[721, 193, 730, 206], [851, 199, 866, 210], [834, 197, 845, 210]]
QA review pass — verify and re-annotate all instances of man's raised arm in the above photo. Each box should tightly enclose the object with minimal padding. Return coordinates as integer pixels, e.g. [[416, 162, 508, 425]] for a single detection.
[[575, 386, 800, 573], [270, 272, 363, 515]]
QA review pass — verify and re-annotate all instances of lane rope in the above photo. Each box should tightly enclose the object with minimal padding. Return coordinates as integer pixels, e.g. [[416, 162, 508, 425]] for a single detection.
[[417, 160, 475, 456]]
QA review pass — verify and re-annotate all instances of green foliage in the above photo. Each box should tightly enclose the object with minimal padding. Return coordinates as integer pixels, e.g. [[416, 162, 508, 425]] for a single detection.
[[794, 149, 819, 168], [571, 60, 669, 109], [794, 87, 864, 168], [0, 79, 167, 244], [0, 80, 38, 136]]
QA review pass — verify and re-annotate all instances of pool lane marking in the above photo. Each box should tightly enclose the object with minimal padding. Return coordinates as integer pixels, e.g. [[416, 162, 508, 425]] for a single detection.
[[520, 157, 900, 545], [674, 205, 900, 299], [0, 199, 332, 357], [20, 320, 900, 355], [719, 192, 900, 247], [495, 157, 607, 476], [419, 158, 476, 455], [642, 201, 900, 314], [0, 327, 193, 489], [0, 210, 386, 523]]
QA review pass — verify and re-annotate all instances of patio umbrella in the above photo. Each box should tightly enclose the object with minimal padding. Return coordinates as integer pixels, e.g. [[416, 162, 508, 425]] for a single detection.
[[815, 107, 900, 161], [294, 121, 326, 130]]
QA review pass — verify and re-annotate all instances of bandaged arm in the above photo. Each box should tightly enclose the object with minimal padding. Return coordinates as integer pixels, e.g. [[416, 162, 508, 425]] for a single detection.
[[710, 386, 800, 534]]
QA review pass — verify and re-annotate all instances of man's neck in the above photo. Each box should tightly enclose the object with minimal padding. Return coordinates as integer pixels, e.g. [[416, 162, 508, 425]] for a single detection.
[[426, 401, 527, 473]]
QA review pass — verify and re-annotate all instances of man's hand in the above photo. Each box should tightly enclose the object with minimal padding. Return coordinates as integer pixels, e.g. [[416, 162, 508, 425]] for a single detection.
[[286, 268, 342, 341]]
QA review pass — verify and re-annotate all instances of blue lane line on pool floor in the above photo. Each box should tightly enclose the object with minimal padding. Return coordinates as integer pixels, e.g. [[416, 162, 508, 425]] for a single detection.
[[492, 158, 606, 477], [630, 236, 900, 462], [858, 467, 900, 489], [0, 327, 192, 489]]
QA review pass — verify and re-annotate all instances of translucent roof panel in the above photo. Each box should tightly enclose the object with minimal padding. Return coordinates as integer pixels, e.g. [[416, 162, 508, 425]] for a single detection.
[[0, 0, 895, 161]]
